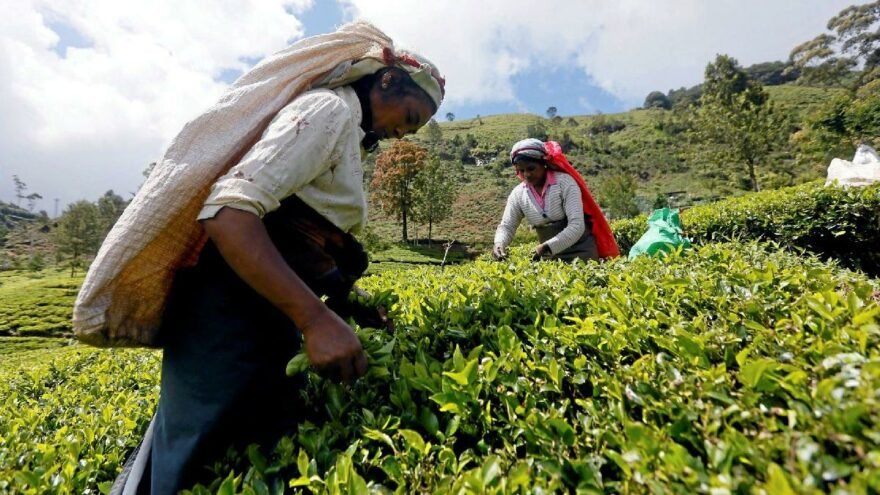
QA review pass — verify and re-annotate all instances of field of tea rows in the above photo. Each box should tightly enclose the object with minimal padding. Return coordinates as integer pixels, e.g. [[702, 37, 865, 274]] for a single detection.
[[1, 242, 878, 494]]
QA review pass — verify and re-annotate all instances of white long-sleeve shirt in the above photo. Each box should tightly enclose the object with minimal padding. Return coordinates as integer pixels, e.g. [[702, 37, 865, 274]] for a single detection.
[[197, 86, 367, 233], [494, 172, 586, 254]]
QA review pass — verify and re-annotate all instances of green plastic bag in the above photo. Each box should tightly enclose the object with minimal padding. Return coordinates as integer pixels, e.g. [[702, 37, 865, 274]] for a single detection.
[[628, 208, 692, 260]]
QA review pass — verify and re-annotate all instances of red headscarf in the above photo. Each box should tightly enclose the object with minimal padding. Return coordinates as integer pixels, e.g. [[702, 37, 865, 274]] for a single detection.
[[511, 139, 620, 259]]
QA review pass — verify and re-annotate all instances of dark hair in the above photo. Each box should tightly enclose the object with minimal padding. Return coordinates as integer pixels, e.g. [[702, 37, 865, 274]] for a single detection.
[[351, 67, 437, 114], [512, 155, 545, 166]]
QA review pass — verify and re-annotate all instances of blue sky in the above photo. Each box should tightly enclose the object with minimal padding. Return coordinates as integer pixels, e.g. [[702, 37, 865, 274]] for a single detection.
[[215, 1, 629, 117], [0, 0, 857, 209]]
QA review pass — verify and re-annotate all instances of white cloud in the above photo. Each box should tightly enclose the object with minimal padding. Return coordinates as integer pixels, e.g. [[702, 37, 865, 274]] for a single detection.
[[0, 0, 857, 210], [0, 0, 310, 209], [341, 0, 854, 107]]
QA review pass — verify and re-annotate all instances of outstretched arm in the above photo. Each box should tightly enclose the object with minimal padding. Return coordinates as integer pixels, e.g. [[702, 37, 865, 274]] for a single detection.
[[493, 188, 524, 258], [202, 206, 367, 382]]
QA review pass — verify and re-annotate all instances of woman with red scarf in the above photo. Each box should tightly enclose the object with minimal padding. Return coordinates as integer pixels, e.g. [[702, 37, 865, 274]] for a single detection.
[[493, 138, 620, 262]]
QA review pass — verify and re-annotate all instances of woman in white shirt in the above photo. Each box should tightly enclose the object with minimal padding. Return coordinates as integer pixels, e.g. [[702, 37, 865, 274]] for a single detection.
[[109, 23, 445, 494], [493, 138, 620, 262]]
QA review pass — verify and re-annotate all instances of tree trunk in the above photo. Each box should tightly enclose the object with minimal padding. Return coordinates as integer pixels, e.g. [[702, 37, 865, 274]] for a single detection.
[[401, 208, 408, 243], [748, 160, 760, 192], [428, 216, 433, 247], [401, 189, 408, 243]]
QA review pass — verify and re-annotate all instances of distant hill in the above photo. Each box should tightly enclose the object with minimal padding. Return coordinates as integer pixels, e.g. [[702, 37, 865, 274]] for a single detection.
[[364, 84, 844, 248], [0, 201, 37, 233], [0, 202, 54, 269], [0, 84, 845, 261]]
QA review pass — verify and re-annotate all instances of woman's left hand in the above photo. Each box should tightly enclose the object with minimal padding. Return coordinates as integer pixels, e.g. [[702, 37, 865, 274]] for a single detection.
[[534, 244, 550, 257]]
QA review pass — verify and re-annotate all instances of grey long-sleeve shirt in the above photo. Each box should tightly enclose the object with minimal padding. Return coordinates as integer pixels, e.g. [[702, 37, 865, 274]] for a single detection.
[[493, 172, 586, 254]]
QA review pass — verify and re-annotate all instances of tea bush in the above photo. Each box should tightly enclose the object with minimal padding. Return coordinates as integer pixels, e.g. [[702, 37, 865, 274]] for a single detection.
[[0, 270, 82, 337], [0, 347, 159, 494], [613, 181, 880, 276], [0, 336, 71, 355], [2, 242, 879, 493]]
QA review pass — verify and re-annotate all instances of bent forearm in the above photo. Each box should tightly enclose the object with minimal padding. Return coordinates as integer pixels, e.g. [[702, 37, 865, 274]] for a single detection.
[[201, 206, 326, 335]]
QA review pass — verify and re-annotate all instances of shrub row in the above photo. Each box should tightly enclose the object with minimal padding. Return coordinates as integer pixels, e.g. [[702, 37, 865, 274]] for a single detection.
[[0, 347, 159, 494], [4, 243, 878, 493], [613, 181, 880, 276], [0, 271, 81, 337]]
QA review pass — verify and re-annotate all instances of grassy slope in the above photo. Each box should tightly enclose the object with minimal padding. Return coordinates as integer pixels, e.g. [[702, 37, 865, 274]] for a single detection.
[[365, 84, 843, 248], [0, 269, 81, 337]]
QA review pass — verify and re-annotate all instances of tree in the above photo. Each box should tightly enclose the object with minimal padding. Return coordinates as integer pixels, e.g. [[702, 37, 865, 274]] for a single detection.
[[703, 55, 752, 105], [643, 91, 672, 109], [25, 193, 42, 212], [744, 61, 799, 86], [788, 2, 880, 161], [788, 1, 879, 90], [692, 55, 785, 192], [425, 118, 443, 144], [370, 141, 428, 242], [413, 156, 457, 245], [12, 175, 26, 207], [96, 190, 128, 237], [445, 112, 455, 122], [652, 193, 671, 210], [789, 0, 880, 90], [546, 106, 558, 119], [54, 200, 101, 276], [526, 120, 548, 140], [667, 85, 703, 108], [596, 172, 640, 220], [795, 91, 880, 162]]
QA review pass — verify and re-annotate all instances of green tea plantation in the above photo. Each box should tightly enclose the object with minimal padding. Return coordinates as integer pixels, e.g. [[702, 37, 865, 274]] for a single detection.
[[2, 239, 879, 493], [612, 181, 880, 276]]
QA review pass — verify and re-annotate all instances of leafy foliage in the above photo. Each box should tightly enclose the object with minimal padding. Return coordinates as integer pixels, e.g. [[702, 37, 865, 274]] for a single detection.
[[612, 181, 880, 276], [691, 55, 788, 192], [0, 337, 70, 355], [412, 156, 457, 244], [370, 141, 429, 242], [795, 88, 880, 164], [424, 119, 443, 144], [0, 270, 81, 337], [3, 239, 880, 493], [643, 91, 671, 110], [789, 1, 879, 89], [53, 200, 102, 276], [0, 346, 159, 494], [596, 172, 640, 220]]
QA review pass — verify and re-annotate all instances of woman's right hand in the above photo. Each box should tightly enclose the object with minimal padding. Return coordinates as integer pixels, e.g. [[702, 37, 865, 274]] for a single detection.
[[301, 307, 368, 383], [203, 208, 369, 384], [492, 245, 507, 260]]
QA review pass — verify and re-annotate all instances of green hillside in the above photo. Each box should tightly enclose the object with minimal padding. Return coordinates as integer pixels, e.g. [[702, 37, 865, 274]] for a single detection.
[[364, 84, 844, 249]]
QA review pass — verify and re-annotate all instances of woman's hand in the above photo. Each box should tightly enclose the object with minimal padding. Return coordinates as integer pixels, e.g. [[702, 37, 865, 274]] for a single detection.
[[534, 244, 551, 257], [300, 307, 368, 383], [492, 245, 507, 260], [203, 207, 368, 383]]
